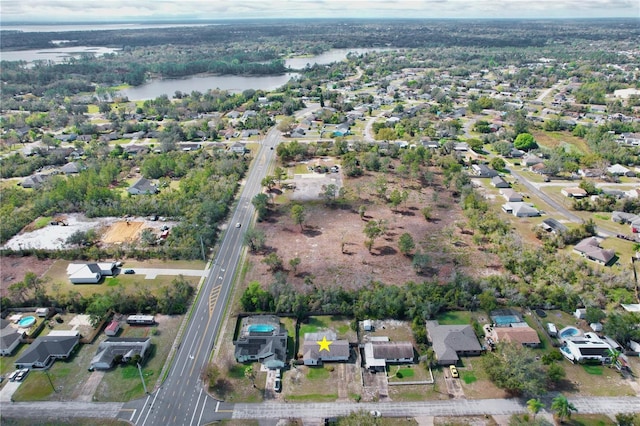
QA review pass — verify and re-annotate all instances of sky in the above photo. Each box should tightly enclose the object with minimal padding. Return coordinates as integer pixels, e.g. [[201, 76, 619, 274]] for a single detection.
[[0, 0, 638, 22]]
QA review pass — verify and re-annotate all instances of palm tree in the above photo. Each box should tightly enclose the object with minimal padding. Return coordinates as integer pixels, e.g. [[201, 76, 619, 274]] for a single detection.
[[527, 398, 544, 421], [551, 394, 577, 423]]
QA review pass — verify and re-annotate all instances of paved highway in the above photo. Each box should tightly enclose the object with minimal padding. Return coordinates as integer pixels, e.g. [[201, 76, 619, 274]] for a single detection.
[[119, 129, 281, 426]]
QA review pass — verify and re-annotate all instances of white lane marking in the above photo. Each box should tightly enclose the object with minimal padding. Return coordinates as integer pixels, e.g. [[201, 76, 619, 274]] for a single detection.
[[188, 386, 203, 426]]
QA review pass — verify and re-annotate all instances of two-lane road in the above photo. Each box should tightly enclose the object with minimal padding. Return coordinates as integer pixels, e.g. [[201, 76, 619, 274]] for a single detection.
[[121, 129, 281, 426]]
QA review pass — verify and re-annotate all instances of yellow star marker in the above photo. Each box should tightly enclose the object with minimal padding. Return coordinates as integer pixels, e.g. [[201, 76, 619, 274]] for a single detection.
[[317, 336, 333, 352]]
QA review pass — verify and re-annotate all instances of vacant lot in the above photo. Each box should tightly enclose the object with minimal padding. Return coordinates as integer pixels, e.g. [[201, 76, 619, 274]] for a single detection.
[[101, 220, 145, 244], [244, 161, 501, 293]]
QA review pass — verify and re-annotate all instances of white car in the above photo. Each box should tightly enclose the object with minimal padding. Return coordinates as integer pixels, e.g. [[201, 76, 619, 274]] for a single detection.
[[370, 410, 381, 417], [235, 223, 242, 228]]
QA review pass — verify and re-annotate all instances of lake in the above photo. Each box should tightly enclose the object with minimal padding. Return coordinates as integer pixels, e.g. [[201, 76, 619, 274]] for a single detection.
[[0, 46, 120, 63], [119, 48, 386, 100]]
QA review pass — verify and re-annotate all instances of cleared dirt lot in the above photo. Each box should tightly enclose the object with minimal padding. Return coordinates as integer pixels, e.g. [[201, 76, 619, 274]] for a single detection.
[[245, 163, 499, 291]]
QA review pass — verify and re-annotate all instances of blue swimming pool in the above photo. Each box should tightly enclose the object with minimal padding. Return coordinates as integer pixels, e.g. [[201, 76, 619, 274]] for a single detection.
[[18, 316, 36, 328], [492, 315, 520, 326], [248, 324, 274, 333], [559, 326, 581, 339]]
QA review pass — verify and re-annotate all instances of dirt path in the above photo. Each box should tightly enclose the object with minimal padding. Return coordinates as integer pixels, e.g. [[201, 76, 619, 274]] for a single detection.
[[73, 371, 105, 401]]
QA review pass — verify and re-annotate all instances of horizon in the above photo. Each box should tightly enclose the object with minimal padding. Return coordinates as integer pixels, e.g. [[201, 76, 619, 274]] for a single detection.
[[0, 0, 638, 22]]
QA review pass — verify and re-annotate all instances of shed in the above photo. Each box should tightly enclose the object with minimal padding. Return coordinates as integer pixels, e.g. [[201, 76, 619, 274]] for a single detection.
[[363, 320, 373, 332], [36, 308, 50, 317], [105, 321, 120, 336]]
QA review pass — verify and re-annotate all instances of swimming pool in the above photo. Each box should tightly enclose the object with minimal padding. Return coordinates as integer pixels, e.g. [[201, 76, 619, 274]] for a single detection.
[[559, 326, 582, 339], [492, 315, 520, 326], [18, 316, 36, 328], [248, 324, 274, 333]]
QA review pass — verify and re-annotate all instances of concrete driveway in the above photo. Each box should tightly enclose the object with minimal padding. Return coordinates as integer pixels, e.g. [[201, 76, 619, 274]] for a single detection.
[[123, 268, 207, 279]]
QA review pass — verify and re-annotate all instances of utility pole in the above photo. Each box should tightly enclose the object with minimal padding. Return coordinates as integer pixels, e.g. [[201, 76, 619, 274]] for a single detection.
[[199, 234, 206, 262], [45, 369, 57, 393], [137, 362, 148, 394]]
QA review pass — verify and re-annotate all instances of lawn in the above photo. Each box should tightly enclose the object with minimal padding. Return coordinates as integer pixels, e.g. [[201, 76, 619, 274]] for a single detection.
[[93, 315, 184, 401], [298, 315, 356, 341], [582, 364, 604, 375], [532, 130, 592, 155], [436, 311, 472, 325], [307, 366, 331, 380], [42, 259, 202, 299]]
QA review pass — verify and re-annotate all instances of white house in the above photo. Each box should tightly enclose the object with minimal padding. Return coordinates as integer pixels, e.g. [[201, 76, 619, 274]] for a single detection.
[[560, 332, 613, 363]]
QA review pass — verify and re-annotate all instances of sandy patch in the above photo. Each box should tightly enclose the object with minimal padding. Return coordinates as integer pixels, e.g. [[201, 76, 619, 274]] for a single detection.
[[2, 213, 111, 251], [101, 221, 145, 244], [69, 314, 92, 327]]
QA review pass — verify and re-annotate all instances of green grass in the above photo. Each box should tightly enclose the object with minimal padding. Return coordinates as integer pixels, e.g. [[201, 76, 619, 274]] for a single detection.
[[307, 366, 331, 380], [436, 311, 471, 325], [594, 213, 611, 221], [286, 393, 337, 402], [461, 371, 477, 384], [228, 364, 247, 379], [582, 364, 604, 375], [299, 317, 328, 335], [394, 367, 415, 378], [33, 216, 53, 229]]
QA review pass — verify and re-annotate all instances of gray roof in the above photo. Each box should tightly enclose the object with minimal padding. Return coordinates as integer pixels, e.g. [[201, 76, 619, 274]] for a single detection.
[[302, 331, 350, 362], [371, 341, 414, 361], [90, 337, 151, 370], [426, 320, 482, 364], [128, 178, 158, 195], [234, 315, 288, 367], [1, 320, 22, 354], [16, 335, 79, 367]]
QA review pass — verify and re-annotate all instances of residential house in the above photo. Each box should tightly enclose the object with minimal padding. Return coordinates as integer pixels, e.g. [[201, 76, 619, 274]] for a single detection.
[[619, 133, 640, 146], [500, 188, 523, 202], [230, 142, 247, 154], [471, 164, 498, 178], [560, 332, 613, 363], [490, 324, 541, 348], [233, 315, 287, 369], [60, 162, 81, 174], [89, 337, 152, 370], [530, 163, 547, 174], [425, 320, 483, 366], [578, 168, 601, 178], [522, 154, 543, 167], [0, 319, 23, 356], [540, 218, 568, 234], [501, 202, 540, 217], [573, 237, 617, 266], [363, 338, 415, 372], [302, 331, 350, 366], [491, 176, 510, 189], [67, 262, 116, 284], [128, 178, 158, 195], [123, 144, 149, 156], [611, 211, 639, 224], [561, 187, 588, 198], [453, 142, 469, 152], [20, 174, 48, 188], [15, 335, 79, 369], [607, 164, 635, 177], [240, 129, 260, 138]]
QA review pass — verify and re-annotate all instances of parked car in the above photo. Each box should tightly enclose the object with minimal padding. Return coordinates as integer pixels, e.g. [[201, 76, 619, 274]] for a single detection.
[[7, 370, 19, 381], [235, 222, 242, 228], [124, 269, 135, 274], [14, 368, 29, 382], [369, 410, 381, 417], [449, 365, 459, 378], [273, 377, 281, 392]]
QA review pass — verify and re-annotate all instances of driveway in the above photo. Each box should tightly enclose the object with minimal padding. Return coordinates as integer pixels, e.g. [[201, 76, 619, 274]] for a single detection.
[[126, 268, 208, 279]]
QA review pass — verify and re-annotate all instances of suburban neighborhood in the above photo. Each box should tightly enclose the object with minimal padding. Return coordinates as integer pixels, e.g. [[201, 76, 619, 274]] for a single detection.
[[1, 16, 640, 426]]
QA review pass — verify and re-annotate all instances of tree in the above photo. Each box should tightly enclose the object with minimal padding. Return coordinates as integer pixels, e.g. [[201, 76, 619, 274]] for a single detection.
[[514, 133, 538, 151], [262, 252, 284, 272], [252, 193, 270, 220], [140, 228, 157, 246], [363, 220, 384, 253], [483, 342, 547, 397], [277, 116, 296, 134], [244, 228, 266, 253], [412, 250, 430, 274], [322, 184, 338, 206], [615, 413, 637, 426], [490, 157, 506, 171], [527, 398, 545, 421], [389, 189, 404, 212], [546, 363, 566, 385], [261, 175, 275, 190], [240, 281, 273, 311], [358, 205, 367, 220], [398, 233, 415, 256], [290, 204, 306, 231], [244, 365, 256, 388], [289, 257, 301, 275], [551, 394, 577, 423], [421, 206, 433, 221], [584, 306, 606, 324]]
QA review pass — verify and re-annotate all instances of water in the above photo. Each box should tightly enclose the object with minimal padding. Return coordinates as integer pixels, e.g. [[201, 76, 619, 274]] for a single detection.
[[248, 324, 274, 333], [119, 73, 300, 100], [492, 315, 520, 326], [559, 327, 580, 338], [0, 46, 120, 63]]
